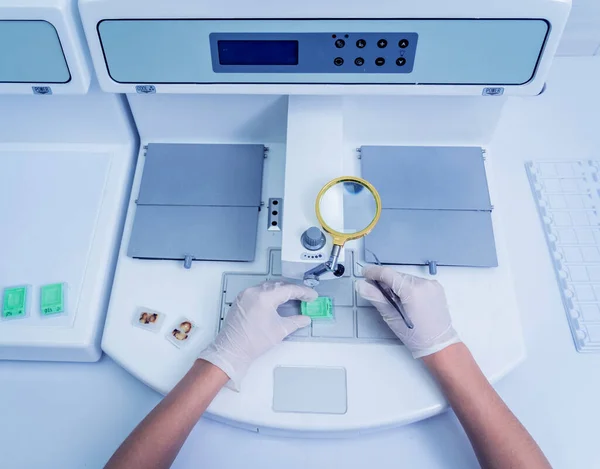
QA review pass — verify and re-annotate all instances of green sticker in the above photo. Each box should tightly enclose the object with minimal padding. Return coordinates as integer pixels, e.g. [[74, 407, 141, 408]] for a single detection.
[[301, 297, 333, 319], [2, 286, 28, 319], [40, 283, 65, 316]]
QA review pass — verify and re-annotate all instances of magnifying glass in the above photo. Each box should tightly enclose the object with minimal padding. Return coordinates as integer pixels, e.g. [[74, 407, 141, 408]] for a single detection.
[[303, 176, 382, 287]]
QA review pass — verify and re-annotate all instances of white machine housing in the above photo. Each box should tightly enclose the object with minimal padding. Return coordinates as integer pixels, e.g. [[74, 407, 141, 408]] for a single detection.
[[282, 96, 348, 279], [0, 0, 92, 94], [0, 0, 138, 361], [78, 0, 571, 279], [76, 0, 570, 433], [79, 0, 570, 97]]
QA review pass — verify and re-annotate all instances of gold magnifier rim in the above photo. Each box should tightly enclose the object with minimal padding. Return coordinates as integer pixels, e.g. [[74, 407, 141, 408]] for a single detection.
[[315, 176, 382, 246]]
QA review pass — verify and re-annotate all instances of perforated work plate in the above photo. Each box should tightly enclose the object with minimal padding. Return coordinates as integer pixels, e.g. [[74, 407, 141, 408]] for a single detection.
[[526, 161, 600, 352], [219, 249, 401, 344]]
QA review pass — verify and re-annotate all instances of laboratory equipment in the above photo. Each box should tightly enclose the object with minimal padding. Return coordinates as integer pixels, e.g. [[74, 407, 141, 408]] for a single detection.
[[301, 227, 327, 252], [0, 0, 91, 95], [527, 160, 600, 353], [301, 297, 334, 320], [77, 0, 571, 432], [132, 307, 165, 333], [303, 176, 381, 287], [220, 249, 399, 342], [362, 146, 498, 275], [0, 0, 138, 361], [127, 143, 265, 267], [39, 283, 67, 317], [2, 286, 31, 320]]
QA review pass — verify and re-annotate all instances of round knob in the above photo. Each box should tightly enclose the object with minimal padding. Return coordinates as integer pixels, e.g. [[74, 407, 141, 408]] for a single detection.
[[301, 227, 326, 251]]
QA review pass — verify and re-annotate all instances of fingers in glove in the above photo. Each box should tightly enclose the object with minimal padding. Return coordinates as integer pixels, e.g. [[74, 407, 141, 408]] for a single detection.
[[355, 278, 388, 304], [355, 279, 403, 320], [362, 265, 412, 301], [279, 314, 312, 337], [261, 281, 319, 307]]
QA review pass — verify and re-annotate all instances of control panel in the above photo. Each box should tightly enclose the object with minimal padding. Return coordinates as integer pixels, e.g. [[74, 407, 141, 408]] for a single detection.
[[210, 32, 418, 74], [96, 18, 549, 86]]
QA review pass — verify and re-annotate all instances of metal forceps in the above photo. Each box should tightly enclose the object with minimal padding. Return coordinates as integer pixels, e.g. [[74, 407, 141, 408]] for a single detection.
[[361, 249, 414, 329]]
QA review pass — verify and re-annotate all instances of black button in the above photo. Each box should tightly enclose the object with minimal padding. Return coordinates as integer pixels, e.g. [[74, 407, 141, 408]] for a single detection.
[[396, 57, 407, 66], [375, 57, 385, 66], [335, 39, 346, 48], [399, 39, 409, 48], [334, 57, 344, 66], [377, 39, 388, 48], [354, 57, 365, 66], [356, 39, 366, 48]]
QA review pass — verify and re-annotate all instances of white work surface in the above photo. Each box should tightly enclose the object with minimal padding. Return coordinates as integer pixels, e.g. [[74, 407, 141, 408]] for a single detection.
[[0, 87, 136, 361], [103, 82, 523, 431], [1, 57, 600, 468]]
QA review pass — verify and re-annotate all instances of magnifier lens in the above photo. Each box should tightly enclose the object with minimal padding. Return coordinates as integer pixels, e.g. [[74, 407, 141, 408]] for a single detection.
[[318, 180, 378, 235]]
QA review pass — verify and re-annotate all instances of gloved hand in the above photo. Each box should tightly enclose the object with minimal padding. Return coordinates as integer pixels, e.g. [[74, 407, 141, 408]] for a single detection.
[[356, 265, 460, 358], [199, 281, 317, 390]]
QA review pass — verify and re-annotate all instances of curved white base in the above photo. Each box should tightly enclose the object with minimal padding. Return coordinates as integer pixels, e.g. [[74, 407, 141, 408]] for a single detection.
[[102, 139, 524, 433]]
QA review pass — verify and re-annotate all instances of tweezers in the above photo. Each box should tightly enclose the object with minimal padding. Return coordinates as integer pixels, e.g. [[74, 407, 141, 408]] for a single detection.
[[362, 250, 414, 330]]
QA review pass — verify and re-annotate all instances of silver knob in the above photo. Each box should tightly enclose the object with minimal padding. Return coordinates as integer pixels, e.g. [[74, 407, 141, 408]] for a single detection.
[[301, 227, 326, 251]]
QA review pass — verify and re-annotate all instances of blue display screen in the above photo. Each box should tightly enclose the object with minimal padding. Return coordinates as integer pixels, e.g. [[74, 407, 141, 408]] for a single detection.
[[217, 40, 299, 66]]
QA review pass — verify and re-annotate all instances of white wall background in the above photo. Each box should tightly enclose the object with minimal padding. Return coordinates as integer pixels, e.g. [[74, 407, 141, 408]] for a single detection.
[[557, 0, 600, 56]]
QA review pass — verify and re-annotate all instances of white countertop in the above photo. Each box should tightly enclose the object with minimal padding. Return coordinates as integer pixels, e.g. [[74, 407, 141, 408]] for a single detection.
[[1, 57, 600, 468]]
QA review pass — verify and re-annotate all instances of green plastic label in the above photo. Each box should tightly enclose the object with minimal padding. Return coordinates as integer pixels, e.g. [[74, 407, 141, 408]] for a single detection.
[[301, 296, 333, 319], [40, 283, 65, 316], [2, 287, 27, 319]]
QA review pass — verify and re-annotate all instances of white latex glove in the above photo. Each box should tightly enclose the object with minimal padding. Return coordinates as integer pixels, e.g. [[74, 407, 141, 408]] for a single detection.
[[356, 265, 460, 358], [198, 281, 317, 390]]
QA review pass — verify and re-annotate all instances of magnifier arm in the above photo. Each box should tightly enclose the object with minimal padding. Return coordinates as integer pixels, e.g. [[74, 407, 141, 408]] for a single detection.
[[303, 245, 343, 286], [327, 244, 342, 270], [303, 262, 331, 286]]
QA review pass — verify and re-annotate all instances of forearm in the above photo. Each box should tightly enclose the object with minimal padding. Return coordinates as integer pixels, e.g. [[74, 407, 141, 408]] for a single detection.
[[423, 343, 550, 469], [104, 359, 228, 469]]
